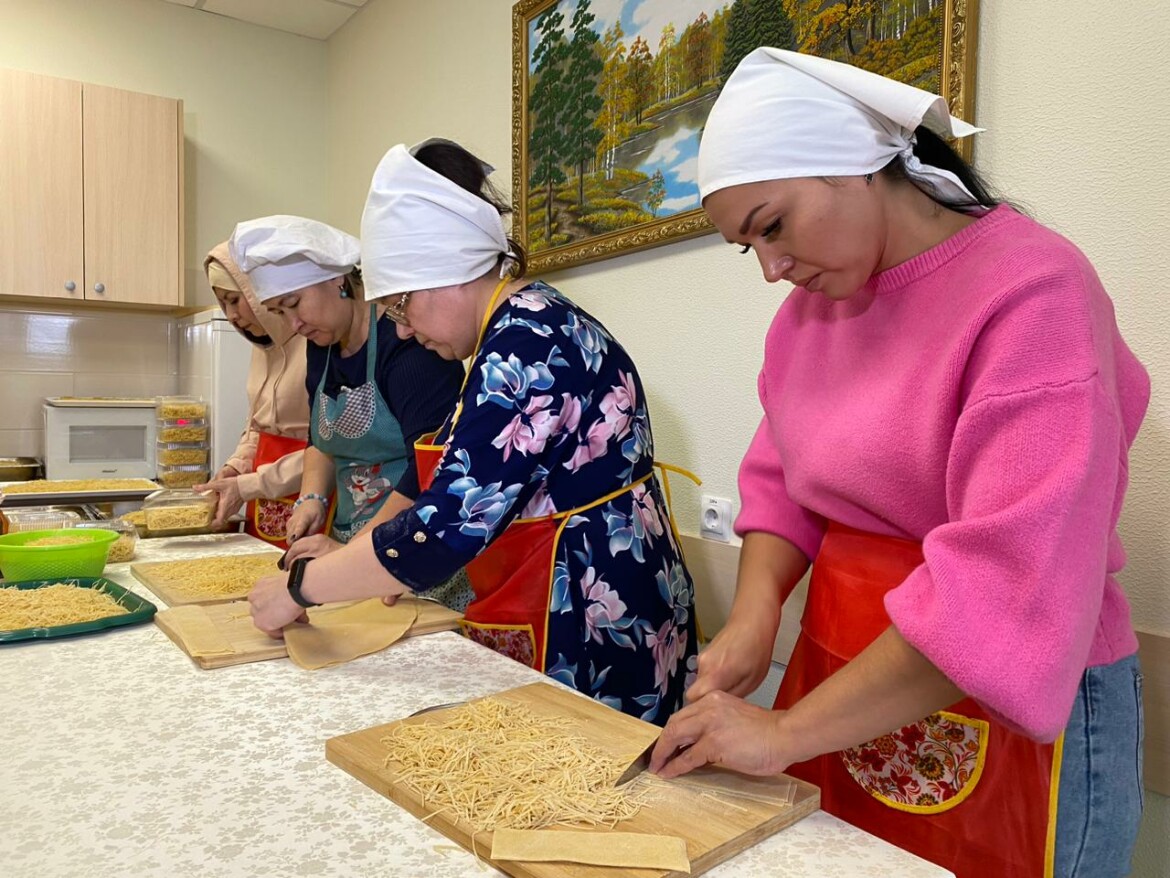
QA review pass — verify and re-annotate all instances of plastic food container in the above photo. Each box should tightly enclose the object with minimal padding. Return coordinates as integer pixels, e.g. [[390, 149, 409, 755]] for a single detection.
[[0, 507, 83, 535], [142, 489, 216, 534], [157, 419, 209, 444], [0, 528, 117, 581], [156, 395, 207, 421], [155, 442, 210, 467], [69, 520, 139, 563], [119, 509, 148, 538], [156, 464, 209, 489]]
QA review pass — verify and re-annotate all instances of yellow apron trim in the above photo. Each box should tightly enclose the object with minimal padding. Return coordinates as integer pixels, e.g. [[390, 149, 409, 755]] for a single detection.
[[654, 461, 701, 511], [535, 475, 655, 674], [857, 710, 990, 815], [445, 278, 511, 435], [1043, 732, 1064, 878], [512, 472, 654, 526], [413, 278, 511, 485]]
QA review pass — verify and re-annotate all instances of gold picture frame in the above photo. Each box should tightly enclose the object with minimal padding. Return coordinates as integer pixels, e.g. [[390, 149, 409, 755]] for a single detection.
[[513, 0, 980, 273]]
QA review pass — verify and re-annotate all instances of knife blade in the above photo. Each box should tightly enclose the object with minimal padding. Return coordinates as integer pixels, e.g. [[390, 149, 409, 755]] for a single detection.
[[615, 736, 659, 786]]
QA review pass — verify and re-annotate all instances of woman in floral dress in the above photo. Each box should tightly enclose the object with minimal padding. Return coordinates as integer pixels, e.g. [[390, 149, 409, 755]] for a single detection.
[[252, 139, 697, 724]]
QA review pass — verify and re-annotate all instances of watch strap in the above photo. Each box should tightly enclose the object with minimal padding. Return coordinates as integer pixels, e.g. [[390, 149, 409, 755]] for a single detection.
[[286, 557, 320, 608]]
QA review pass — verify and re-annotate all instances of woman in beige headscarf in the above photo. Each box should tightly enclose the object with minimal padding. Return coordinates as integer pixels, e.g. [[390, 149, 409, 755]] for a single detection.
[[196, 244, 310, 549]]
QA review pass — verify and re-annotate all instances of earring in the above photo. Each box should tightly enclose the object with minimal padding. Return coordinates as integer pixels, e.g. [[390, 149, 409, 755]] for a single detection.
[[864, 173, 874, 184], [338, 282, 349, 299]]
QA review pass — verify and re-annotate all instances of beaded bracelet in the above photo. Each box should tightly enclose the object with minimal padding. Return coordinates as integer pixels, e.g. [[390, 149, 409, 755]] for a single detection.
[[293, 492, 329, 510]]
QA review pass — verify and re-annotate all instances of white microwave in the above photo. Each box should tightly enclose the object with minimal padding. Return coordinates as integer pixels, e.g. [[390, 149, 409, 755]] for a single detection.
[[43, 402, 157, 479]]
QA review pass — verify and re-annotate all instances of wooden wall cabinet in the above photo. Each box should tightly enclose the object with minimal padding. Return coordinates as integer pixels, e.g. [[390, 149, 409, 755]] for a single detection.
[[0, 69, 183, 307]]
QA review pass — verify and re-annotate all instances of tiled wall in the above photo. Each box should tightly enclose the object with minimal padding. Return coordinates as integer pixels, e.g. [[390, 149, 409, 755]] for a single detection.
[[0, 304, 179, 457]]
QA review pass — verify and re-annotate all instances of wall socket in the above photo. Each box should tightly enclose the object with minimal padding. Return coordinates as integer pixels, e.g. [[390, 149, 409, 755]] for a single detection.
[[699, 495, 733, 542]]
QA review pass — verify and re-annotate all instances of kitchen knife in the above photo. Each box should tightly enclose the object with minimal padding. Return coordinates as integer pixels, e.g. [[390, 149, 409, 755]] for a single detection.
[[615, 735, 659, 786]]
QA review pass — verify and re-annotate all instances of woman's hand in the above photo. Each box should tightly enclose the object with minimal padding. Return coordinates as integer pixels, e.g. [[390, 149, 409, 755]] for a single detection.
[[194, 474, 244, 527], [282, 533, 342, 567], [649, 691, 789, 779], [286, 498, 327, 543], [686, 614, 778, 703], [248, 573, 308, 638]]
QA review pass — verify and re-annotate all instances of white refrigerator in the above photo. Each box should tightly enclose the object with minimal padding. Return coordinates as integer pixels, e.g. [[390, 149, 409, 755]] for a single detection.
[[177, 309, 253, 475]]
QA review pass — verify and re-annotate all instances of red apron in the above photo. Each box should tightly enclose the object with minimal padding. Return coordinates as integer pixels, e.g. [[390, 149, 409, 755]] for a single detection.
[[244, 431, 308, 550], [776, 522, 1062, 877], [415, 435, 663, 670]]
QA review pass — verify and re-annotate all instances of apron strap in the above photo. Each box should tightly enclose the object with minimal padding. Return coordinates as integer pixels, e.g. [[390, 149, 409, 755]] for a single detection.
[[365, 301, 379, 376], [443, 277, 513, 439], [317, 302, 382, 396]]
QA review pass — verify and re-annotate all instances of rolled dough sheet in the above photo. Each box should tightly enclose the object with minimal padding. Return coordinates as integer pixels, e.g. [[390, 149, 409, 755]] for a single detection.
[[284, 598, 419, 670], [490, 828, 690, 872]]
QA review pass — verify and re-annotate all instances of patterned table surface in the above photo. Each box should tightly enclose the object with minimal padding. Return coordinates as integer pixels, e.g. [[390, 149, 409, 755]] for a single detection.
[[1, 533, 952, 877]]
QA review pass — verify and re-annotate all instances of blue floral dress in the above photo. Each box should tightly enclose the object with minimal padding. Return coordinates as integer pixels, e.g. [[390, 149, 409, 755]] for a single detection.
[[371, 282, 698, 724]]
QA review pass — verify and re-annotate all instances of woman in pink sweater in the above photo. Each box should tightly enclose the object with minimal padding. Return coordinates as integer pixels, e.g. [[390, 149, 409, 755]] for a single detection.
[[650, 49, 1148, 878]]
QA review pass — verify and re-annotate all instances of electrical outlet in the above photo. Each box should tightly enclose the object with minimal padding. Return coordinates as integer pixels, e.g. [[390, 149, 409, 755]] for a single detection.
[[699, 495, 733, 542]]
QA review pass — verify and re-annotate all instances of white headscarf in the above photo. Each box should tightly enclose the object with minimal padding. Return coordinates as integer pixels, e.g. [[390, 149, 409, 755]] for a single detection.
[[698, 48, 982, 204], [229, 215, 360, 302], [360, 140, 514, 301]]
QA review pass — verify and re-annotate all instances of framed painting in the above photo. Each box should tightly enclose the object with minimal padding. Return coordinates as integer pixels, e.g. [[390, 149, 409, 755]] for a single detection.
[[511, 0, 980, 272]]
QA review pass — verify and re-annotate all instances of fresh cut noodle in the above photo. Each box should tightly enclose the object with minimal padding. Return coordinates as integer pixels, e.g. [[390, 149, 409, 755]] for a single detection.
[[0, 583, 128, 630], [381, 698, 644, 832]]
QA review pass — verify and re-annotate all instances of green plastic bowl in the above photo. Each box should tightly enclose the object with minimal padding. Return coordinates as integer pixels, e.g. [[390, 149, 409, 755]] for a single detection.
[[0, 528, 118, 582]]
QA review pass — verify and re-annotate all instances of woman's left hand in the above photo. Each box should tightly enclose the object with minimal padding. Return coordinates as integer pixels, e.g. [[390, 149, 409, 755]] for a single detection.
[[248, 573, 308, 638], [649, 691, 790, 779]]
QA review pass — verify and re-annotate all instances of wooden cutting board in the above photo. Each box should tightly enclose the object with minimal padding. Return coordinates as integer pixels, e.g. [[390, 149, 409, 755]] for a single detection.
[[154, 597, 463, 669], [327, 682, 820, 877], [131, 552, 283, 606]]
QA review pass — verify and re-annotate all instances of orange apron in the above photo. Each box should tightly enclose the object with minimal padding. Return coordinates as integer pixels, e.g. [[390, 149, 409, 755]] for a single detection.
[[244, 431, 307, 550], [413, 279, 696, 669], [776, 522, 1062, 877]]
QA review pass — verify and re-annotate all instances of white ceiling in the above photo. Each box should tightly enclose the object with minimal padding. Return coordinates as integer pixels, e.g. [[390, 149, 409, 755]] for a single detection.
[[162, 0, 368, 40]]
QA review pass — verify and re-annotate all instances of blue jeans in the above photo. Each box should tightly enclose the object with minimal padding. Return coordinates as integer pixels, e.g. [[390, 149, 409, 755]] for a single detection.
[[1054, 653, 1145, 877]]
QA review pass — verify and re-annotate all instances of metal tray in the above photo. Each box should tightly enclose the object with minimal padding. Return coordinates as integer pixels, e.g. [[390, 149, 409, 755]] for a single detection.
[[45, 397, 157, 407], [0, 481, 161, 508], [0, 577, 157, 642]]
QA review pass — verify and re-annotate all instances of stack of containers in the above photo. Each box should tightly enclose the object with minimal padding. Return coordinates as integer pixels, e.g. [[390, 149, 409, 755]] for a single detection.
[[156, 396, 210, 489]]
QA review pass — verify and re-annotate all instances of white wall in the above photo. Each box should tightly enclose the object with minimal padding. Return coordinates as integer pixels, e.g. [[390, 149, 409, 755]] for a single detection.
[[327, 0, 1170, 627], [0, 0, 331, 307], [326, 2, 1170, 872]]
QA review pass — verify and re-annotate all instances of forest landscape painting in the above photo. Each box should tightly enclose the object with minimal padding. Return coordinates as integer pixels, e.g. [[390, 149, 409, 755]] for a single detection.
[[512, 0, 977, 270]]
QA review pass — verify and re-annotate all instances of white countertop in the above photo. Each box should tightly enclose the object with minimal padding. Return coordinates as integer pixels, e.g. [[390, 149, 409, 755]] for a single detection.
[[1, 534, 952, 877]]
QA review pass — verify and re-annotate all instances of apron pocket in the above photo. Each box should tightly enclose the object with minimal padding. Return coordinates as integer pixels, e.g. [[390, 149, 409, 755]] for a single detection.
[[840, 709, 989, 814], [254, 498, 295, 540], [459, 621, 537, 669]]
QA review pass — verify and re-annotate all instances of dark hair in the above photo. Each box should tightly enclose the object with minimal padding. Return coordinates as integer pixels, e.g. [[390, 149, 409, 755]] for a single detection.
[[880, 126, 999, 211], [339, 267, 362, 299], [412, 140, 528, 278]]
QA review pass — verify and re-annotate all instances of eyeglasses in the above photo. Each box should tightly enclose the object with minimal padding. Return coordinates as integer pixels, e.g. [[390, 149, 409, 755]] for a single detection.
[[385, 291, 411, 326]]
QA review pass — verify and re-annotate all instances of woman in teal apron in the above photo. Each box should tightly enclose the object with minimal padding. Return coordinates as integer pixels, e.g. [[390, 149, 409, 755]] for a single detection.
[[229, 215, 464, 554]]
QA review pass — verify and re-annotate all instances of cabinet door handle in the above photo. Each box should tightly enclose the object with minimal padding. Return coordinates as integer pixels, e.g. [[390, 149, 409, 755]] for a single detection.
[[93, 282, 106, 294], [64, 281, 76, 292]]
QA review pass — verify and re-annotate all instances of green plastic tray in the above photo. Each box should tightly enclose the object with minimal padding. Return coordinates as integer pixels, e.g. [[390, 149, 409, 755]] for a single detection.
[[0, 577, 157, 643]]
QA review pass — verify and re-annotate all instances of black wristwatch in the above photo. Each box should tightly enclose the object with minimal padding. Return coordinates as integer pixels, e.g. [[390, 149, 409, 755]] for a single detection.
[[286, 557, 320, 608]]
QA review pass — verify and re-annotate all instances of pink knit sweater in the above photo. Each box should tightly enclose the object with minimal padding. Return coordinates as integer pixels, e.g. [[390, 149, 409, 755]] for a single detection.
[[736, 205, 1149, 741]]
